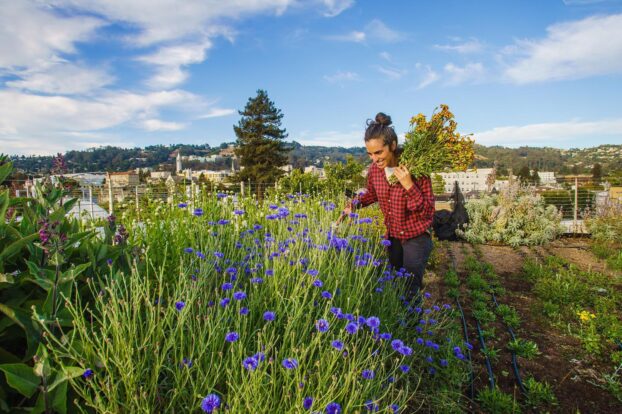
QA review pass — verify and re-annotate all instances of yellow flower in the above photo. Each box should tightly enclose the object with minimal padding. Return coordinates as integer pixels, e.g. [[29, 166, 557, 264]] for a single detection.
[[577, 310, 596, 322]]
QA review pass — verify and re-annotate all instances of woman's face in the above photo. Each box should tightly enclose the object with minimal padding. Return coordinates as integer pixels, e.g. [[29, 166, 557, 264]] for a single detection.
[[365, 138, 397, 169]]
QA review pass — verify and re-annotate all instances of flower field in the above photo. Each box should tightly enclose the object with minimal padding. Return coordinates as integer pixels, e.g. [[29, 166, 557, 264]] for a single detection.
[[2, 156, 622, 413]]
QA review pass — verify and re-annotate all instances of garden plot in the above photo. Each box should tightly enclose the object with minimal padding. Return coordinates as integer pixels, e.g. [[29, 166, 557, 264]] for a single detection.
[[432, 241, 622, 413]]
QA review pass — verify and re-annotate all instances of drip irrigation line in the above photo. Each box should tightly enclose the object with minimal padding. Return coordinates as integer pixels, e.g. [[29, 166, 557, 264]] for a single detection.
[[447, 245, 475, 399], [491, 292, 527, 394], [455, 298, 475, 399], [475, 318, 496, 390]]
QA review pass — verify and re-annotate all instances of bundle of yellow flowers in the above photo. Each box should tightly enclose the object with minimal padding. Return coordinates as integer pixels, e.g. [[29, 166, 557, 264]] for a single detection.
[[389, 104, 475, 184]]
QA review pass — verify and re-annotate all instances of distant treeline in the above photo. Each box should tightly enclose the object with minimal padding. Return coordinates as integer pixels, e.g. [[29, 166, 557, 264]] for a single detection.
[[8, 142, 622, 176]]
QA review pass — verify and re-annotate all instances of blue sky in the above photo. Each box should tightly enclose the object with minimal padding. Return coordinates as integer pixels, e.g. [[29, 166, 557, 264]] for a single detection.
[[1, 0, 622, 155]]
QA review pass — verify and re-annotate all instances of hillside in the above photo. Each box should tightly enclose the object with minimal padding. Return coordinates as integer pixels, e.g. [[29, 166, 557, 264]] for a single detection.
[[8, 142, 622, 175]]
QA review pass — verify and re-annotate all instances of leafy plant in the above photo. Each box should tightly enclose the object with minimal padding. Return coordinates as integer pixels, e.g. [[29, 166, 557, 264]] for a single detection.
[[507, 339, 540, 359], [523, 376, 558, 409], [476, 387, 521, 414]]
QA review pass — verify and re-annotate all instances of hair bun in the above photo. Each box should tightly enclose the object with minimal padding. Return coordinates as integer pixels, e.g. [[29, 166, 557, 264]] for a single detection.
[[375, 112, 392, 127]]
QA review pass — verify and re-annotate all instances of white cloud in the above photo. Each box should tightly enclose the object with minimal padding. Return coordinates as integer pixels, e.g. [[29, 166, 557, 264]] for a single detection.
[[443, 62, 485, 85], [323, 71, 360, 83], [6, 61, 114, 95], [320, 0, 355, 17], [327, 31, 366, 42], [0, 1, 103, 71], [475, 118, 622, 147], [562, 0, 608, 5], [415, 64, 440, 89], [434, 38, 484, 54], [375, 65, 407, 80], [365, 19, 402, 42], [503, 13, 622, 84], [49, 0, 295, 46], [137, 40, 213, 89], [294, 129, 362, 147], [327, 19, 401, 43], [379, 52, 392, 62], [199, 108, 237, 119], [0, 89, 203, 154], [141, 119, 186, 131]]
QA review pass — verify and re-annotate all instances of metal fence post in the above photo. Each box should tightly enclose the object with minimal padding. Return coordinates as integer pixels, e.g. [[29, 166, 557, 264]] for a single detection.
[[573, 177, 578, 234], [107, 173, 113, 215]]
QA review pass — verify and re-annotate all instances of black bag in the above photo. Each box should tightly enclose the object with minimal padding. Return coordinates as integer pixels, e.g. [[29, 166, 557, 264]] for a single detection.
[[433, 181, 469, 241]]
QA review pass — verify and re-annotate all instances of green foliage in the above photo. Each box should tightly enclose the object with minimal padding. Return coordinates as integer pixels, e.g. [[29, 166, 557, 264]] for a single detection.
[[457, 180, 564, 246], [523, 376, 558, 409], [496, 304, 521, 329], [234, 89, 289, 185], [507, 339, 540, 359], [432, 173, 446, 194], [476, 387, 521, 414]]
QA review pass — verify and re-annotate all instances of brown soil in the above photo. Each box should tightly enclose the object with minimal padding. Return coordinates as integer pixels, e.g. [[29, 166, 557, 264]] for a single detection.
[[430, 238, 622, 413]]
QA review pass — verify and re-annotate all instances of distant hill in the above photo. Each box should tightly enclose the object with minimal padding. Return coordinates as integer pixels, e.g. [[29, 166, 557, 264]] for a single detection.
[[8, 142, 622, 176]]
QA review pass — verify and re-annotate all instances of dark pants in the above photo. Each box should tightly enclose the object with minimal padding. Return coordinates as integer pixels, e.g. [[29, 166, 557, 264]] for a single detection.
[[388, 233, 433, 301]]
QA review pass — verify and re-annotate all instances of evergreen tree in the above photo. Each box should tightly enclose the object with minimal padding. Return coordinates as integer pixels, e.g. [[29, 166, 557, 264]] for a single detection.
[[516, 165, 531, 183], [233, 90, 289, 186], [592, 163, 603, 182], [531, 168, 541, 185]]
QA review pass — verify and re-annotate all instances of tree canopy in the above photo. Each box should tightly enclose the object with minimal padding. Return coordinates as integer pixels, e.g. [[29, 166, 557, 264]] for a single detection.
[[233, 90, 289, 184]]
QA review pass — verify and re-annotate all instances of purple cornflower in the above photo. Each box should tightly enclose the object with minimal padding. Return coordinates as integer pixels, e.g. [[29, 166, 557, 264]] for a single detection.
[[326, 402, 342, 414], [184, 247, 194, 253], [362, 369, 375, 380], [225, 332, 239, 342], [220, 298, 230, 308], [391, 404, 399, 413], [306, 269, 319, 277], [175, 301, 186, 311], [196, 251, 205, 259], [266, 269, 274, 276], [424, 292, 432, 299], [251, 277, 263, 284], [240, 307, 249, 315], [345, 322, 359, 334], [217, 192, 227, 199], [282, 358, 298, 369], [331, 340, 344, 350], [193, 208, 204, 216], [391, 339, 404, 352], [398, 346, 413, 356], [178, 202, 187, 208], [82, 368, 94, 379], [321, 291, 333, 299], [303, 396, 313, 410], [366, 316, 380, 329], [379, 332, 392, 340], [181, 357, 193, 368], [200, 394, 221, 413], [243, 356, 258, 371], [234, 209, 245, 215], [315, 319, 330, 333], [399, 364, 410, 373], [106, 258, 113, 266], [440, 359, 448, 367], [312, 279, 323, 288], [381, 239, 392, 247], [364, 400, 379, 412], [233, 291, 247, 301], [263, 311, 275, 321], [221, 282, 233, 291]]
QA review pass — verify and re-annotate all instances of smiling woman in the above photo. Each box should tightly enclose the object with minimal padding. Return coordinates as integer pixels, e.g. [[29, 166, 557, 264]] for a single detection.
[[345, 112, 435, 304]]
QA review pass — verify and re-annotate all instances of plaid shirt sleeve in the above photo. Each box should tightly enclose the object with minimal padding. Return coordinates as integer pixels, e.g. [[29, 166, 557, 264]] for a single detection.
[[356, 163, 435, 240]]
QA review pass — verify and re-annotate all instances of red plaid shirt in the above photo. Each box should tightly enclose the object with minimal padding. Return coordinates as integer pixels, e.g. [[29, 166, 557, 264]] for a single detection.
[[355, 163, 435, 240]]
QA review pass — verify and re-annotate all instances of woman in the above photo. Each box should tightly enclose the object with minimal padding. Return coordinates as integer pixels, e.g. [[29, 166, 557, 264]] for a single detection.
[[345, 112, 435, 301]]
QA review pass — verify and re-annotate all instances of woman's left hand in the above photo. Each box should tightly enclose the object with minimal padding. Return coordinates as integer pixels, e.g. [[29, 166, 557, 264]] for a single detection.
[[394, 165, 413, 190]]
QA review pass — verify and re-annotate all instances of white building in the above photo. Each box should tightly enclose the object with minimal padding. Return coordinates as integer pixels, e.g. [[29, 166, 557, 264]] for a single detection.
[[191, 170, 234, 183], [150, 171, 172, 180], [534, 171, 556, 185], [304, 166, 326, 179], [437, 168, 495, 193]]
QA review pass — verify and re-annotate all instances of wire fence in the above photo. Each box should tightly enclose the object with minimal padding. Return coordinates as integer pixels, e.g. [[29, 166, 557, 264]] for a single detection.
[[4, 176, 621, 235]]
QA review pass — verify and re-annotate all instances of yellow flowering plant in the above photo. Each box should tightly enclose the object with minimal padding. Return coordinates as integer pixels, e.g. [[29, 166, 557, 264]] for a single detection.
[[390, 104, 475, 184]]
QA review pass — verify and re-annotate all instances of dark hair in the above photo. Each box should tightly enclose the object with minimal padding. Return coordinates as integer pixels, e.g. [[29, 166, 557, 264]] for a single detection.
[[364, 112, 398, 149]]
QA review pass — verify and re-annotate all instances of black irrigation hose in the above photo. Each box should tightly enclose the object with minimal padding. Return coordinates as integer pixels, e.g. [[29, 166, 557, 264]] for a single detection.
[[455, 298, 475, 399], [475, 318, 496, 390], [448, 245, 475, 399], [491, 292, 527, 394]]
